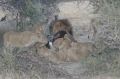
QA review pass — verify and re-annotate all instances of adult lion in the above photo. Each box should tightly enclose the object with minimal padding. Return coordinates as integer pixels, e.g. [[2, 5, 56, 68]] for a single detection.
[[3, 30, 47, 52], [49, 18, 73, 35]]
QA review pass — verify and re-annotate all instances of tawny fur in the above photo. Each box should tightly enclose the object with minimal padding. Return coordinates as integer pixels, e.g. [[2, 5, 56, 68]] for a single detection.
[[53, 38, 71, 53], [37, 45, 66, 64], [34, 32, 94, 63], [67, 47, 83, 61], [37, 38, 71, 64], [48, 50, 66, 64], [29, 42, 45, 53], [52, 19, 73, 35], [36, 38, 94, 63], [32, 24, 45, 34], [3, 31, 47, 52], [37, 46, 51, 57], [52, 38, 71, 64], [67, 42, 94, 62], [63, 34, 73, 43], [71, 42, 94, 53]]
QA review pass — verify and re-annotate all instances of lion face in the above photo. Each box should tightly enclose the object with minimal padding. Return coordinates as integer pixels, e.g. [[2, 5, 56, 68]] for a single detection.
[[53, 21, 64, 34], [51, 19, 73, 35], [32, 24, 45, 34]]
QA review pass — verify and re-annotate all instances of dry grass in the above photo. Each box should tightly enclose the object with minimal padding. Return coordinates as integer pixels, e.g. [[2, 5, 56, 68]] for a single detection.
[[0, 46, 71, 79], [81, 46, 120, 77], [0, 0, 120, 79], [0, 70, 43, 79]]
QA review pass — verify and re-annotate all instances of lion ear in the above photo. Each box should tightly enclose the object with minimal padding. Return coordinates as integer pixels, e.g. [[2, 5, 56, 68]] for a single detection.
[[56, 21, 61, 27]]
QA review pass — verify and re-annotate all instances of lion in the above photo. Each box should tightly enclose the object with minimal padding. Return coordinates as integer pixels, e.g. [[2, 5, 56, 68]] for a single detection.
[[67, 47, 83, 62], [50, 19, 73, 35], [63, 34, 77, 43], [45, 30, 76, 49], [37, 38, 72, 64], [71, 42, 94, 54], [66, 42, 94, 62], [37, 45, 52, 57], [47, 50, 66, 64], [37, 45, 66, 64], [51, 38, 71, 64], [53, 30, 76, 42], [3, 30, 47, 52], [53, 38, 71, 52], [32, 24, 45, 34], [28, 42, 45, 53]]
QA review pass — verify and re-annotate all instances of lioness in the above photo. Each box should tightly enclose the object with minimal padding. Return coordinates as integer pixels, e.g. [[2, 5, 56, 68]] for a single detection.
[[3, 31, 47, 52], [32, 24, 45, 34]]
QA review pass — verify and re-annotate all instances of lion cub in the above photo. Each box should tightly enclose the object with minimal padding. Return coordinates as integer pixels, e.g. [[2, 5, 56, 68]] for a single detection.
[[67, 42, 94, 62], [37, 45, 67, 64]]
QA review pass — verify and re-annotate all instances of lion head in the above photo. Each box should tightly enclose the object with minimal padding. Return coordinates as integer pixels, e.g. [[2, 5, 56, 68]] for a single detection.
[[50, 19, 73, 35]]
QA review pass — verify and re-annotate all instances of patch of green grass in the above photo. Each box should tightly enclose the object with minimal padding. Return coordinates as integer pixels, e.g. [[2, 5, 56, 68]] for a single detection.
[[81, 46, 120, 77]]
